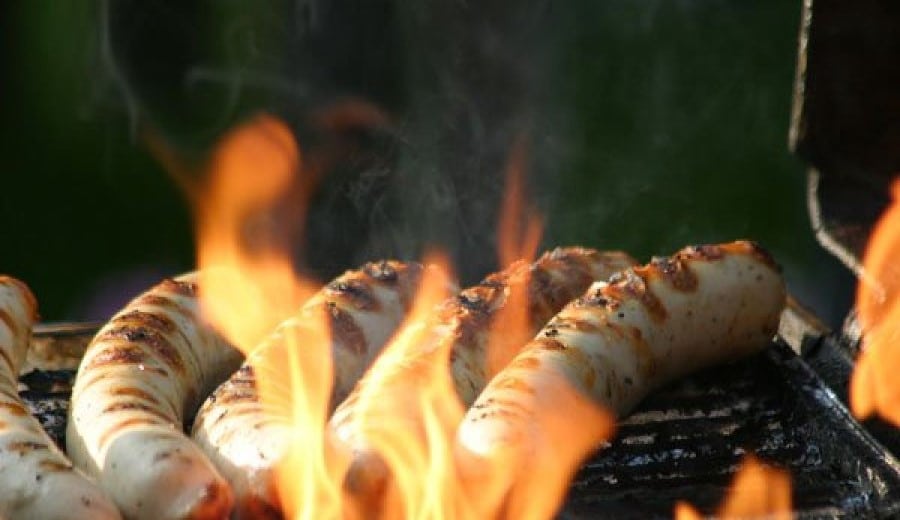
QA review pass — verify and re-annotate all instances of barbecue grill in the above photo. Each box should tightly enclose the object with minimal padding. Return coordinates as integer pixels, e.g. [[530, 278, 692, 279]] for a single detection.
[[13, 0, 900, 518]]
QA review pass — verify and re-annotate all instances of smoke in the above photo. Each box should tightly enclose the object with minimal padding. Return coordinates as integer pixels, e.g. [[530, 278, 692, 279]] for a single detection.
[[95, 0, 836, 325], [98, 0, 573, 285]]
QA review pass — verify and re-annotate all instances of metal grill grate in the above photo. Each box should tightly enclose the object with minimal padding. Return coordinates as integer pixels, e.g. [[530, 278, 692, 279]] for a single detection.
[[18, 324, 900, 519], [561, 341, 900, 519]]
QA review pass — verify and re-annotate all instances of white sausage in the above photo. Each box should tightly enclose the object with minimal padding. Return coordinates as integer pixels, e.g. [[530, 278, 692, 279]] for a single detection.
[[330, 247, 635, 500], [456, 241, 786, 518], [191, 260, 430, 518], [67, 272, 243, 520], [0, 276, 121, 520]]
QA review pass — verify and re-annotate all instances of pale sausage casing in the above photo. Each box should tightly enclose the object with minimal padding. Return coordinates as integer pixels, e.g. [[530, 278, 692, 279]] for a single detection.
[[192, 260, 429, 518], [0, 276, 121, 520], [67, 273, 244, 520], [330, 247, 635, 496], [456, 241, 786, 517]]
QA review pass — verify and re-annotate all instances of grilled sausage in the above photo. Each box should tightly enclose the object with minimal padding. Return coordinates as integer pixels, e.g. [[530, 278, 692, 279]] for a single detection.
[[67, 272, 244, 520], [330, 247, 635, 499], [191, 260, 429, 518], [0, 276, 122, 520], [455, 241, 785, 518]]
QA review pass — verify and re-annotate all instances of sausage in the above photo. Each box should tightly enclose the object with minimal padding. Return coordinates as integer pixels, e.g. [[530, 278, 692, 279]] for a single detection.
[[191, 260, 430, 518], [0, 276, 121, 520], [330, 247, 635, 501], [455, 241, 786, 519], [67, 272, 244, 520]]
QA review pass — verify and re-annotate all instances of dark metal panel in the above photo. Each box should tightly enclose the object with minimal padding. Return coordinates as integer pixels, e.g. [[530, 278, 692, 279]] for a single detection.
[[791, 0, 900, 272]]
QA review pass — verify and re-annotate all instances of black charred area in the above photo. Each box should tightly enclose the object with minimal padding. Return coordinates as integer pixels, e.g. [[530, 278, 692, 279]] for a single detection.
[[18, 370, 76, 449]]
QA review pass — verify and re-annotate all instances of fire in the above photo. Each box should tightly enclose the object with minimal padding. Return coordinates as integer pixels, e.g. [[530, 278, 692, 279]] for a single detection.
[[497, 134, 543, 270], [191, 115, 606, 519], [193, 114, 338, 519], [851, 178, 900, 426], [457, 378, 616, 520], [196, 114, 319, 351], [343, 252, 464, 519], [674, 455, 792, 520], [488, 135, 544, 378]]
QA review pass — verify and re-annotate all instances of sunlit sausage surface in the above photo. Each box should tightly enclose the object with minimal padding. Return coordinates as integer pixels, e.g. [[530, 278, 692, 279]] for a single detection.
[[192, 260, 430, 518], [67, 272, 243, 520], [0, 276, 121, 520], [456, 241, 785, 518]]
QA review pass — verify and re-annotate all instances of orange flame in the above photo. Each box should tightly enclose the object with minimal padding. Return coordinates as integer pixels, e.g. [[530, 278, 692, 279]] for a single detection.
[[457, 376, 616, 520], [487, 135, 544, 377], [497, 134, 543, 270], [193, 114, 338, 519], [851, 178, 900, 425], [191, 114, 609, 519], [344, 252, 465, 519], [674, 455, 792, 520], [196, 114, 319, 350]]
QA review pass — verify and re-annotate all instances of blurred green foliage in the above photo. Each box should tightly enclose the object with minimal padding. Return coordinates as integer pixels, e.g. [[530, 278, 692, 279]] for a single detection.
[[0, 1, 853, 323]]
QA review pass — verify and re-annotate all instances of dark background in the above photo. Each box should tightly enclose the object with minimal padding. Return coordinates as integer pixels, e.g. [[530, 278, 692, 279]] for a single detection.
[[0, 1, 854, 324]]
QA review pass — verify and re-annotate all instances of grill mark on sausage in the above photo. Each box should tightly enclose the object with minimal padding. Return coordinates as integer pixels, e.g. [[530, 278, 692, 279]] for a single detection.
[[97, 417, 165, 449], [211, 390, 258, 406], [627, 326, 657, 378], [5, 440, 49, 453], [113, 309, 178, 334], [645, 257, 699, 292], [114, 309, 204, 375], [159, 278, 198, 297], [362, 261, 399, 284], [327, 303, 367, 356], [102, 401, 174, 422], [368, 261, 423, 309], [534, 251, 595, 305], [493, 375, 535, 395], [510, 356, 541, 370], [211, 406, 267, 420], [84, 345, 169, 379], [221, 365, 257, 390], [133, 295, 203, 376], [0, 400, 29, 416], [472, 397, 533, 422], [456, 283, 498, 317], [110, 386, 161, 405], [135, 294, 197, 322], [95, 326, 185, 375], [603, 270, 668, 322], [531, 337, 566, 352], [326, 278, 380, 312], [525, 266, 557, 326], [549, 315, 601, 334], [39, 459, 74, 472]]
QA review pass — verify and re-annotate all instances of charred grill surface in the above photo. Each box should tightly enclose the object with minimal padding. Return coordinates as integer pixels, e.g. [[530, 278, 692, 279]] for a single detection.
[[16, 338, 900, 518], [562, 340, 900, 519]]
